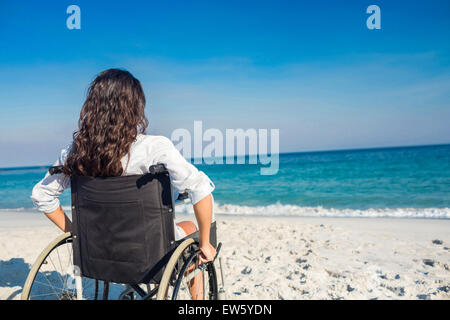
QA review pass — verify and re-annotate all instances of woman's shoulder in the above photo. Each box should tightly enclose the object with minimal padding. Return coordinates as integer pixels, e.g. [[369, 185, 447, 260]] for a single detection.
[[137, 134, 173, 146], [135, 134, 176, 153]]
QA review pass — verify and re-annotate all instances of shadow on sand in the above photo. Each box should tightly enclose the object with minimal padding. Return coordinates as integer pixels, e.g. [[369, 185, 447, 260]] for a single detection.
[[0, 258, 31, 299]]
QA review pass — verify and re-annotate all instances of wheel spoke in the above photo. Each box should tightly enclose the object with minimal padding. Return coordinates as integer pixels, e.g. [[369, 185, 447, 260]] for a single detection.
[[30, 292, 63, 299], [46, 255, 66, 288], [35, 272, 64, 297], [29, 279, 63, 299], [54, 246, 69, 293]]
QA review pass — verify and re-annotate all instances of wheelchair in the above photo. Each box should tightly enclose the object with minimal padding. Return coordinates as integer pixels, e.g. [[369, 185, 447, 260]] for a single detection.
[[21, 164, 224, 300]]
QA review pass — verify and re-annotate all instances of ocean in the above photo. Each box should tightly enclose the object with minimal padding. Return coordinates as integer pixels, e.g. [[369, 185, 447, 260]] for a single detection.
[[1, 144, 449, 218]]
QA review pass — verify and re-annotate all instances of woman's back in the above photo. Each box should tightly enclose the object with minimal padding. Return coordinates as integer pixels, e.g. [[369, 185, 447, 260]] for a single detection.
[[31, 133, 214, 213]]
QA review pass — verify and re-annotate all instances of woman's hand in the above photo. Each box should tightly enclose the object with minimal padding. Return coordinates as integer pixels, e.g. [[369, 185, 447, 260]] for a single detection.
[[199, 241, 217, 264]]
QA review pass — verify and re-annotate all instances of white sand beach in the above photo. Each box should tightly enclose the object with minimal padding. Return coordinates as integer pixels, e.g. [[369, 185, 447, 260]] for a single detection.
[[0, 211, 449, 300]]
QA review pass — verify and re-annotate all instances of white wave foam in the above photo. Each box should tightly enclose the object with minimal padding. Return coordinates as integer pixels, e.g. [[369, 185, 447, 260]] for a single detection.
[[2, 203, 449, 219], [0, 207, 34, 212], [0, 206, 73, 213], [175, 202, 450, 219]]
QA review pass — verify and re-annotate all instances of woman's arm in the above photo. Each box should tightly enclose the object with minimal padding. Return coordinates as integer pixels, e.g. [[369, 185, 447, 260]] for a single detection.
[[153, 136, 216, 262], [44, 205, 72, 232], [193, 194, 216, 263], [31, 144, 72, 215]]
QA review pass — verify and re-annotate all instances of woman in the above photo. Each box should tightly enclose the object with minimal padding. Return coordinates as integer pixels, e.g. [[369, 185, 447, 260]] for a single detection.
[[31, 69, 216, 298]]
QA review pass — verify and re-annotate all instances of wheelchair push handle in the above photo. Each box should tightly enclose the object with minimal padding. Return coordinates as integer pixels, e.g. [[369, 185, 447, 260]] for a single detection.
[[50, 164, 170, 176], [148, 163, 167, 175], [49, 165, 190, 202], [149, 165, 190, 202], [49, 164, 169, 176], [176, 192, 189, 202], [49, 165, 64, 175]]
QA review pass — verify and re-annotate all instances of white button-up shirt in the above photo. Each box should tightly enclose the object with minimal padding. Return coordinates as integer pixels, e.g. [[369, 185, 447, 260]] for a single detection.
[[31, 134, 215, 213]]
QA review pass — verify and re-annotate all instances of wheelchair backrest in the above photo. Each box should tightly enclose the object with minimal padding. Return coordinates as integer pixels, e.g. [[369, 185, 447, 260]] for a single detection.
[[69, 164, 176, 285]]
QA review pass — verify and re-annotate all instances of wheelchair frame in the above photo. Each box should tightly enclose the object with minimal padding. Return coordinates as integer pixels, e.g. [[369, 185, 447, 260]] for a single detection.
[[21, 165, 223, 300]]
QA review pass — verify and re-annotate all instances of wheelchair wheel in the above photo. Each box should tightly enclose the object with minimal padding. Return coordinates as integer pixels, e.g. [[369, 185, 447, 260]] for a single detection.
[[156, 238, 218, 300], [21, 233, 114, 300]]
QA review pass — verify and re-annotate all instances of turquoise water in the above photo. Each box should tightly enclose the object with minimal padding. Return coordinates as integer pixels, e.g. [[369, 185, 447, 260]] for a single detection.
[[1, 144, 449, 218]]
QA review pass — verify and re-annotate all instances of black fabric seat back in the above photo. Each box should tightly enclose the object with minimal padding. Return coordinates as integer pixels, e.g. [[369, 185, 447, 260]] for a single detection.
[[70, 168, 176, 285]]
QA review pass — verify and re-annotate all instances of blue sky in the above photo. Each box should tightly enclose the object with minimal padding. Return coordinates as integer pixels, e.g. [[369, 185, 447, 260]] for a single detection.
[[0, 0, 449, 167]]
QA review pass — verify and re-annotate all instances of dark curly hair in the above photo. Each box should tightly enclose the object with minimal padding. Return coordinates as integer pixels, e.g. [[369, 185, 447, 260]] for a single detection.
[[63, 69, 148, 177]]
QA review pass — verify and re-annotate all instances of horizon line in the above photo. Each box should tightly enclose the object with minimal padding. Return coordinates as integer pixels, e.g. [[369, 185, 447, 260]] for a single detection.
[[1, 142, 449, 171]]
